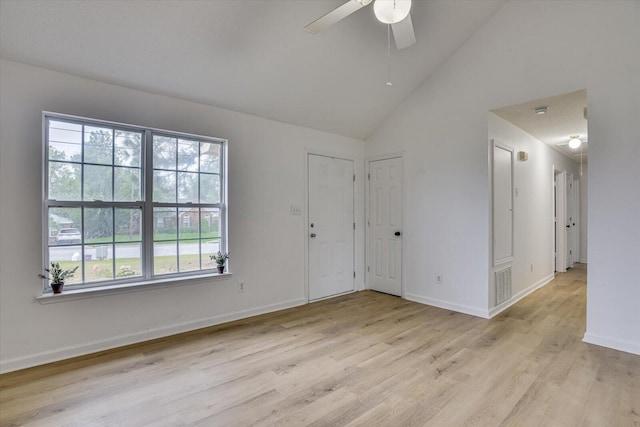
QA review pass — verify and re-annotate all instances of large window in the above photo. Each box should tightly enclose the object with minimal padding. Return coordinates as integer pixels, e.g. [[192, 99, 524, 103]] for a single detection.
[[43, 113, 227, 292]]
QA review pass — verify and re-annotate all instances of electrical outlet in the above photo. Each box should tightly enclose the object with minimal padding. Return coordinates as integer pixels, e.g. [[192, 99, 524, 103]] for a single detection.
[[238, 281, 245, 293], [435, 274, 443, 284]]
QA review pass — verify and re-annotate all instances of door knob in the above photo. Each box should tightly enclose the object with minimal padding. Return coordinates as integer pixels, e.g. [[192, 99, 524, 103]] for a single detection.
[[310, 233, 317, 238], [395, 231, 401, 236]]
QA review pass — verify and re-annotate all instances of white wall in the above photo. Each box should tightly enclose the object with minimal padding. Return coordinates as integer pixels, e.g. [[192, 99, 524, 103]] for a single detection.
[[0, 59, 366, 372], [488, 113, 579, 315], [365, 1, 639, 353]]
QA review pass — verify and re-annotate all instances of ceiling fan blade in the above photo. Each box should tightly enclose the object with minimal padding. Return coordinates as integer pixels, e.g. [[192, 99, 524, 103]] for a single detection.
[[305, 1, 367, 34], [391, 14, 416, 49]]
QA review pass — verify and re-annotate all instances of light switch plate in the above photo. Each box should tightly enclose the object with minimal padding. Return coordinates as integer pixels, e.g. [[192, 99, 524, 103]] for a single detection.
[[290, 204, 302, 215]]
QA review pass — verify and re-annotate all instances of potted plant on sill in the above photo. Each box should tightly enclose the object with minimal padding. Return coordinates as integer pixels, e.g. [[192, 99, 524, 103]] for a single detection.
[[39, 262, 78, 294], [210, 251, 230, 274]]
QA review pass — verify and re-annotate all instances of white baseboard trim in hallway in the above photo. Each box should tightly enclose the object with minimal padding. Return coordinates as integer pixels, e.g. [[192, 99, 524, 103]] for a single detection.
[[488, 273, 555, 318], [404, 293, 489, 318]]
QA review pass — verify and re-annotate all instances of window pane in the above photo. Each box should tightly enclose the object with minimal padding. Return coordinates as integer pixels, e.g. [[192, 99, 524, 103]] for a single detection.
[[201, 208, 220, 240], [153, 170, 176, 203], [84, 164, 113, 201], [154, 242, 177, 275], [114, 167, 141, 201], [49, 207, 82, 246], [49, 121, 82, 162], [153, 136, 176, 170], [179, 208, 199, 239], [200, 142, 220, 173], [200, 173, 220, 203], [84, 126, 113, 165], [85, 244, 114, 282], [48, 246, 83, 285], [115, 208, 142, 242], [116, 243, 142, 278], [154, 208, 177, 240], [84, 207, 113, 244], [114, 130, 142, 167], [179, 240, 200, 272], [178, 139, 199, 171], [49, 162, 81, 200], [177, 172, 198, 203]]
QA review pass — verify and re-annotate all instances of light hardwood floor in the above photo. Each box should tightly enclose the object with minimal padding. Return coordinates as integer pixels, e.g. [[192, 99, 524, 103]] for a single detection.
[[1, 264, 639, 426]]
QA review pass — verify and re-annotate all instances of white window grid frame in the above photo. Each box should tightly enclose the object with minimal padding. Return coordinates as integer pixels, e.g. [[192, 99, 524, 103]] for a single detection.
[[42, 111, 228, 292]]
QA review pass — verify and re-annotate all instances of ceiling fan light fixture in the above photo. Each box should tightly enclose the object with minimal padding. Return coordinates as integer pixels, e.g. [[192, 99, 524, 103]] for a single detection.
[[568, 136, 582, 149], [374, 0, 411, 24]]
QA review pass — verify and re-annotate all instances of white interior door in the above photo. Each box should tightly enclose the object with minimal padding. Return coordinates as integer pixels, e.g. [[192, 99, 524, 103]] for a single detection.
[[566, 172, 575, 269], [368, 157, 402, 296], [556, 170, 567, 272], [573, 178, 580, 265], [492, 144, 514, 265], [308, 154, 354, 301]]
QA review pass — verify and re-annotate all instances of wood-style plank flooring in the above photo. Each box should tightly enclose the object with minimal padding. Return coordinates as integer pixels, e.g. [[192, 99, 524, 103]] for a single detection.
[[1, 264, 639, 426]]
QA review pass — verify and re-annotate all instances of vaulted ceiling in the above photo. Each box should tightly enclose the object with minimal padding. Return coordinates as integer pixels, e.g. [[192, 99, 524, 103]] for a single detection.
[[0, 0, 506, 140]]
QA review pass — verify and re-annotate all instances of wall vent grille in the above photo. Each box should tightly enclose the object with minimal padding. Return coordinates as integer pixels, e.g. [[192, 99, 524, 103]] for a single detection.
[[495, 267, 512, 305]]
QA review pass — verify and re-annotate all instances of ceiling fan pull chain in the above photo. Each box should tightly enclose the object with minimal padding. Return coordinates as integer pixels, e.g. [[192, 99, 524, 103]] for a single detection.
[[386, 24, 393, 86]]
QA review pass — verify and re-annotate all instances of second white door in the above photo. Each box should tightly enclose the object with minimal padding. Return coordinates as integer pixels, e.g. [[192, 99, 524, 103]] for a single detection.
[[368, 157, 403, 296]]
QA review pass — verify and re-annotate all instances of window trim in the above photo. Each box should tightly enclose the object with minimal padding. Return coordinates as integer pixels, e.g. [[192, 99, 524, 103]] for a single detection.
[[42, 111, 229, 294], [36, 271, 233, 304]]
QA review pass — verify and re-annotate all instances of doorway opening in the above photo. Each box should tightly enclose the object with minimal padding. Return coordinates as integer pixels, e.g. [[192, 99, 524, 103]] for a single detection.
[[488, 89, 587, 314]]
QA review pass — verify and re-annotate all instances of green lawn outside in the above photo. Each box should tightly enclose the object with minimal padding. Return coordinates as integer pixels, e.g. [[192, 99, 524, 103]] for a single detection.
[[54, 254, 217, 284]]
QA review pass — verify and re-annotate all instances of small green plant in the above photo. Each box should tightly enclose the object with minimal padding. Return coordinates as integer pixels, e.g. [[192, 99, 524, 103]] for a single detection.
[[39, 262, 78, 284], [210, 251, 230, 267]]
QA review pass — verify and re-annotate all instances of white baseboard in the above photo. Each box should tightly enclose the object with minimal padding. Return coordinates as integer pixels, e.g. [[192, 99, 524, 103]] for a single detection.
[[583, 332, 640, 356], [404, 293, 489, 318], [488, 273, 555, 318], [579, 258, 588, 264], [0, 297, 307, 374]]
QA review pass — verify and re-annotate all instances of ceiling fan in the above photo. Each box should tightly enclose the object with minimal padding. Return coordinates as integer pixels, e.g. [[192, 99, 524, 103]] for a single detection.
[[305, 0, 416, 50], [558, 136, 588, 149]]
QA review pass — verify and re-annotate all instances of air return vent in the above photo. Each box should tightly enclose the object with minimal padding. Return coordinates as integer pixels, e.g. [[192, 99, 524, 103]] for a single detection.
[[495, 267, 512, 305]]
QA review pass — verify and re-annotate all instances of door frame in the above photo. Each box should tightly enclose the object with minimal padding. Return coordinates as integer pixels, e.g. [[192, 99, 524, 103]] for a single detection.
[[554, 168, 567, 273], [491, 141, 515, 267], [365, 152, 405, 297], [304, 149, 356, 303]]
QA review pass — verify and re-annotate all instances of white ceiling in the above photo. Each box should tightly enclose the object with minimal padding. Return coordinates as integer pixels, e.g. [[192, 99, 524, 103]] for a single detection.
[[492, 90, 588, 163], [0, 0, 505, 140]]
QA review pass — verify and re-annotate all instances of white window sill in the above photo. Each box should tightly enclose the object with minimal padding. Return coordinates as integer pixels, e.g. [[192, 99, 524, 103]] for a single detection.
[[36, 272, 233, 304]]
